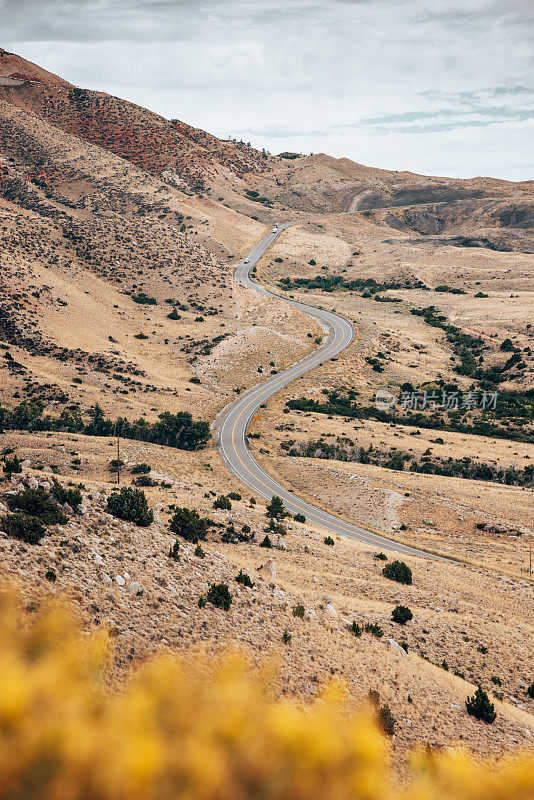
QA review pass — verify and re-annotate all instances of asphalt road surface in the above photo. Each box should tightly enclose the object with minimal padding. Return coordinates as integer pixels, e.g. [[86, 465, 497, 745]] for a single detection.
[[215, 212, 445, 560]]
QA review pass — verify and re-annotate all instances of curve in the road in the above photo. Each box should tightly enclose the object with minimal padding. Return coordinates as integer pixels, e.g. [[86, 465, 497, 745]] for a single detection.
[[215, 210, 447, 560]]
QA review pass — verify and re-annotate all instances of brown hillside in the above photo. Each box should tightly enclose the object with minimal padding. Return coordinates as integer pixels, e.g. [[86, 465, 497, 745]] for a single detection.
[[0, 51, 275, 195]]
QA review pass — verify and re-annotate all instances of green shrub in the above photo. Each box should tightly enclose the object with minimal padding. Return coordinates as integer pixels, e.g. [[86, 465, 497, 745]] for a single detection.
[[324, 536, 334, 546], [282, 630, 292, 644], [0, 513, 46, 544], [382, 560, 412, 585], [266, 495, 288, 520], [228, 492, 242, 501], [169, 507, 211, 542], [364, 622, 384, 638], [391, 605, 413, 625], [131, 293, 157, 305], [3, 455, 22, 475], [7, 488, 67, 525], [527, 681, 534, 699], [293, 513, 306, 523], [368, 691, 395, 736], [131, 463, 151, 474], [169, 540, 180, 561], [374, 552, 387, 561], [107, 487, 154, 527], [377, 704, 396, 736], [293, 603, 305, 618], [198, 595, 206, 608], [259, 535, 272, 548], [133, 475, 158, 487], [51, 479, 82, 509], [213, 495, 231, 510], [235, 570, 254, 588], [207, 582, 232, 611], [350, 621, 362, 637], [45, 569, 56, 582], [466, 686, 496, 723], [194, 544, 206, 559]]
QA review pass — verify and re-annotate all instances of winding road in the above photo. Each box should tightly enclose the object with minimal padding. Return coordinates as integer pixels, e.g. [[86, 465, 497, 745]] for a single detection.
[[214, 212, 443, 560]]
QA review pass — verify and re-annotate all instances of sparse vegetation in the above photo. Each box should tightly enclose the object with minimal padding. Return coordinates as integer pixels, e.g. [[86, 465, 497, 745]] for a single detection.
[[324, 536, 334, 546]]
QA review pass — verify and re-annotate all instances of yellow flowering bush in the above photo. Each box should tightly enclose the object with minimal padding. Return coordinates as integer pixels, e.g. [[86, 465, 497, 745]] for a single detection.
[[0, 588, 532, 800]]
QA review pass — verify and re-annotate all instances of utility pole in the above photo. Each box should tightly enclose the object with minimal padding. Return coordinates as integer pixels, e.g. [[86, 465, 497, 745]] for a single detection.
[[115, 422, 121, 485]]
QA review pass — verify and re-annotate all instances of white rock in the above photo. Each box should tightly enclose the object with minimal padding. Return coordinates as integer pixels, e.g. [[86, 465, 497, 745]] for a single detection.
[[27, 477, 38, 490], [115, 575, 125, 587], [0, 502, 7, 513], [124, 572, 131, 580], [40, 481, 51, 492], [129, 582, 144, 595], [77, 505, 87, 515], [21, 460, 31, 469], [258, 558, 277, 579], [388, 638, 408, 657], [94, 554, 104, 566], [313, 576, 318, 583], [326, 603, 338, 618], [102, 572, 112, 585], [62, 503, 74, 515]]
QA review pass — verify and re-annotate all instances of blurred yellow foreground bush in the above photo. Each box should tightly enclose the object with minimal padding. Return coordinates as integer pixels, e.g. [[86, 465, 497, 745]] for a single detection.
[[0, 589, 532, 800]]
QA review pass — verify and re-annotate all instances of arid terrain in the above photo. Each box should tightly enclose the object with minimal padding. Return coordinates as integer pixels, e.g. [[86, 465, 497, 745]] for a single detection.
[[0, 48, 532, 764]]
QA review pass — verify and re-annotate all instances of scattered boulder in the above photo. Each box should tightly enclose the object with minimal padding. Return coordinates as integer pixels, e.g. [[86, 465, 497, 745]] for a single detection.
[[388, 638, 408, 657]]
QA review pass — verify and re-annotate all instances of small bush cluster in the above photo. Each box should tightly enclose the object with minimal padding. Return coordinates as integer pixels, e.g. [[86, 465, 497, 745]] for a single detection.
[[324, 536, 334, 546], [7, 487, 68, 525], [465, 686, 496, 723], [51, 478, 82, 509], [235, 570, 254, 588], [2, 454, 22, 475], [391, 605, 412, 625], [368, 690, 396, 736], [207, 582, 232, 611], [0, 513, 46, 544], [169, 507, 212, 542], [364, 622, 384, 638], [382, 560, 412, 585], [213, 495, 232, 510], [107, 487, 154, 526]]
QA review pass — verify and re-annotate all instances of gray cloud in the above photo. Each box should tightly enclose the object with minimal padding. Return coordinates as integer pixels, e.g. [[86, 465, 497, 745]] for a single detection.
[[1, 0, 532, 179]]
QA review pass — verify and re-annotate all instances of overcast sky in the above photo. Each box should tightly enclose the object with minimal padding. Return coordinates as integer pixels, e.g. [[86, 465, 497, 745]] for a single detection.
[[2, 0, 533, 180]]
